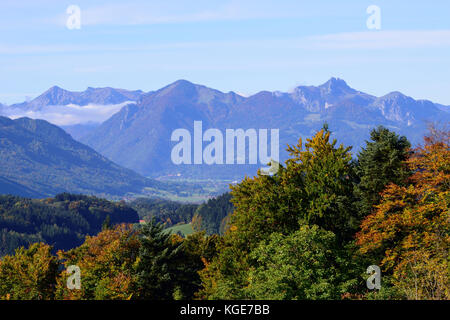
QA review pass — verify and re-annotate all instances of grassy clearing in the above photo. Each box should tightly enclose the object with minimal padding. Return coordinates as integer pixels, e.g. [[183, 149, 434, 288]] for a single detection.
[[164, 223, 194, 237]]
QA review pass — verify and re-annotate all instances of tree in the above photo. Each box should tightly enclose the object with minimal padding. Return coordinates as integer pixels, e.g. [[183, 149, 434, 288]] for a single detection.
[[0, 243, 58, 300], [102, 215, 112, 231], [244, 225, 340, 300], [227, 127, 357, 249], [284, 126, 357, 241], [134, 220, 203, 300], [199, 126, 360, 299], [355, 126, 411, 219], [356, 129, 449, 299]]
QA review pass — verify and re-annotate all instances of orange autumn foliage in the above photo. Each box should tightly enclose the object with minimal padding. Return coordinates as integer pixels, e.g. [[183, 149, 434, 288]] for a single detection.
[[55, 224, 140, 300], [356, 128, 449, 300]]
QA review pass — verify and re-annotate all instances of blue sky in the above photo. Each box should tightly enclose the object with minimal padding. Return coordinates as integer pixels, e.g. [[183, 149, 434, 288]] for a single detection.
[[1, 0, 450, 105]]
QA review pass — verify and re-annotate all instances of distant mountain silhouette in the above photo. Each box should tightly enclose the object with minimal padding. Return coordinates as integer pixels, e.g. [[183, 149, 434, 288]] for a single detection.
[[9, 86, 144, 111]]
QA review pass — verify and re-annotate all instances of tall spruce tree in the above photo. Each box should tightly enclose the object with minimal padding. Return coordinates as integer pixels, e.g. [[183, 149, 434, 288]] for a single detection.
[[355, 126, 411, 219], [135, 219, 203, 300]]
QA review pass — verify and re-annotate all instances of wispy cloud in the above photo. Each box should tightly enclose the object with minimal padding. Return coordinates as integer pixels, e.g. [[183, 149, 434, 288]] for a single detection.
[[304, 30, 450, 50], [2, 30, 450, 56], [1, 101, 133, 126], [72, 65, 113, 73], [51, 0, 307, 27]]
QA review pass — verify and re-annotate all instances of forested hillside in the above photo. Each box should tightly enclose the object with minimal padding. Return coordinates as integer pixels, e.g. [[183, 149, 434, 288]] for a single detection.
[[130, 193, 234, 235], [0, 192, 231, 257], [0, 193, 139, 256], [192, 193, 234, 235], [0, 116, 162, 198], [129, 197, 199, 226]]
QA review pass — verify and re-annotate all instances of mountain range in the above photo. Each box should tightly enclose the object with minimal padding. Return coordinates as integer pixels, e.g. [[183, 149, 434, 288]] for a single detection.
[[0, 116, 163, 198], [9, 86, 144, 111], [1, 78, 449, 181], [81, 78, 449, 179]]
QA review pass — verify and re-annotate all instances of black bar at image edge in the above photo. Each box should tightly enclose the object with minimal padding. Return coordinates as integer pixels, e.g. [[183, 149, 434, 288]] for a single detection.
[[1, 300, 447, 318]]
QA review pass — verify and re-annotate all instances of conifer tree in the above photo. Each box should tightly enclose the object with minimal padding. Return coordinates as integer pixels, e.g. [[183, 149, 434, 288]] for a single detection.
[[135, 219, 203, 300], [355, 126, 411, 218]]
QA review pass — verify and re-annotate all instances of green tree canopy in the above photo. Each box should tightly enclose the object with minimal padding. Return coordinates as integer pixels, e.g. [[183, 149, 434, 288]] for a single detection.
[[355, 126, 411, 218], [199, 127, 360, 299], [244, 225, 339, 300]]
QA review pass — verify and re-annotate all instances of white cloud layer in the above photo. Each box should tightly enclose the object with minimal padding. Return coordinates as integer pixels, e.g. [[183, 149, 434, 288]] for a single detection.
[[1, 101, 132, 126], [52, 0, 308, 27], [304, 30, 450, 50]]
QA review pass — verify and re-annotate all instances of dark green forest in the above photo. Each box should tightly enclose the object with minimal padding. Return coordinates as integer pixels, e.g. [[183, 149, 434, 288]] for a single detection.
[[129, 197, 199, 226], [192, 193, 234, 235], [0, 192, 233, 257], [0, 193, 138, 256]]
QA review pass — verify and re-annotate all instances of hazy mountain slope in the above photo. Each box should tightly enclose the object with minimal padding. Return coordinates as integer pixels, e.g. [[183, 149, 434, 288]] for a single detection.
[[61, 122, 100, 140], [82, 80, 245, 175], [0, 116, 159, 197], [0, 176, 43, 198], [436, 104, 450, 113]]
